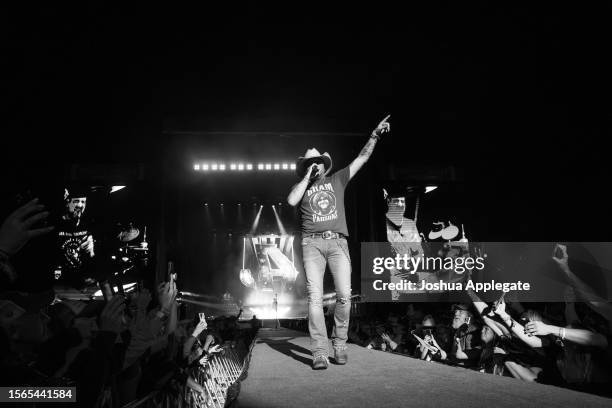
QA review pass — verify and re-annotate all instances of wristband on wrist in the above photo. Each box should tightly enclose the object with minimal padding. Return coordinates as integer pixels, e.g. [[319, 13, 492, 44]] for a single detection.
[[370, 132, 380, 140], [558, 327, 566, 340]]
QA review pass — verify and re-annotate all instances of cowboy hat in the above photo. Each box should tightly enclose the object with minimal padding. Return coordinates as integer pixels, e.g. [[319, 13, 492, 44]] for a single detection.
[[296, 148, 333, 178]]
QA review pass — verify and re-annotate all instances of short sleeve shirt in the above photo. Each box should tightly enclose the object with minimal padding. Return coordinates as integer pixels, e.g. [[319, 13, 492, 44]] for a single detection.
[[299, 166, 350, 236]]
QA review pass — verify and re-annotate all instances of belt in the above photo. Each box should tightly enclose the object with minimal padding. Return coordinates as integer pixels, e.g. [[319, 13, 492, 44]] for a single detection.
[[303, 231, 345, 240]]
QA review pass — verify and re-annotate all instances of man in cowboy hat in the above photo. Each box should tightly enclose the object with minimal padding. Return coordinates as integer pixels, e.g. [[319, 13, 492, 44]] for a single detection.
[[287, 115, 390, 369]]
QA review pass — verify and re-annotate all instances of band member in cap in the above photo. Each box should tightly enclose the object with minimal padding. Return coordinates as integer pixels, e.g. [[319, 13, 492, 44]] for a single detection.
[[55, 186, 95, 287], [287, 115, 390, 369]]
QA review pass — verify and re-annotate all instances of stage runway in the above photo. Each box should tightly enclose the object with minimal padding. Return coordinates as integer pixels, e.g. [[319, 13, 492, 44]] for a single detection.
[[236, 328, 611, 408]]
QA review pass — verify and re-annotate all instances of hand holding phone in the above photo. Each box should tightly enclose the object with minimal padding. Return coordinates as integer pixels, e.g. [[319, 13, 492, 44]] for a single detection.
[[192, 313, 208, 337]]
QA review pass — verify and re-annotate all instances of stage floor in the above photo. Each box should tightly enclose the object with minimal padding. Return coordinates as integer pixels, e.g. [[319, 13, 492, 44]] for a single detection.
[[237, 328, 611, 408]]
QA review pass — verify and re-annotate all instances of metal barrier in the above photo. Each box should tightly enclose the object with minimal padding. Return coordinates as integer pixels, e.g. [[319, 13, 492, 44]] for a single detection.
[[186, 346, 247, 408], [117, 343, 250, 408]]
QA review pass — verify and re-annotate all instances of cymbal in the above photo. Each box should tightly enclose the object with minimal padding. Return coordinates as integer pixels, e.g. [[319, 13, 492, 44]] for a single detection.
[[118, 228, 140, 242]]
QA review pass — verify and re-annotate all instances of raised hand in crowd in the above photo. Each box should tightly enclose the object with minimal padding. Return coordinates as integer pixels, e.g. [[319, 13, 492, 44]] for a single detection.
[[198, 354, 209, 366], [493, 297, 507, 318], [157, 281, 177, 312], [428, 335, 447, 360], [0, 198, 54, 257], [523, 320, 551, 337], [454, 337, 468, 359], [525, 318, 608, 348], [552, 244, 612, 333], [552, 243, 569, 271], [192, 314, 208, 338]]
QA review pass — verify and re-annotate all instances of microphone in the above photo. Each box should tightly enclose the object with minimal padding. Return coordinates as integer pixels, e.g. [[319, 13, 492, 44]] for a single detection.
[[310, 166, 321, 180]]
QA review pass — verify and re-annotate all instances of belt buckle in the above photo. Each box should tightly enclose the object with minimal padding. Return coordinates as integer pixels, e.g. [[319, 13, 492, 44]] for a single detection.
[[322, 231, 333, 239]]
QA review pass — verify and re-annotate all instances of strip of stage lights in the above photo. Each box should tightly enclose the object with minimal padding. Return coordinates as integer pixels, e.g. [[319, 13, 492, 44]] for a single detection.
[[193, 162, 297, 171]]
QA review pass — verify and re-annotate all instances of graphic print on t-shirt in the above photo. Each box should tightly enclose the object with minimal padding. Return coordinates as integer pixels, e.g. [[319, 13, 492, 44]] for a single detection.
[[58, 230, 89, 268], [307, 182, 338, 223]]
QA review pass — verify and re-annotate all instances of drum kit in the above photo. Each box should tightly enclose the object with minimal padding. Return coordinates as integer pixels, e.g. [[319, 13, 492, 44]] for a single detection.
[[112, 222, 150, 274]]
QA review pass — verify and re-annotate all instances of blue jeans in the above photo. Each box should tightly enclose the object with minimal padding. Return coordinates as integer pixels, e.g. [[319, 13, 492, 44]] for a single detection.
[[301, 236, 352, 356]]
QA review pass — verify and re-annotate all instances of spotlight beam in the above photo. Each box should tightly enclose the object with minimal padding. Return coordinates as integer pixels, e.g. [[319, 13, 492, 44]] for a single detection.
[[271, 205, 287, 235], [250, 205, 264, 234]]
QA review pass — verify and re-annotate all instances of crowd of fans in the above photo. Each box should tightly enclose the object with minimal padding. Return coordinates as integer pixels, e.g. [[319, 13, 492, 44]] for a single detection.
[[339, 248, 612, 398], [0, 198, 253, 407]]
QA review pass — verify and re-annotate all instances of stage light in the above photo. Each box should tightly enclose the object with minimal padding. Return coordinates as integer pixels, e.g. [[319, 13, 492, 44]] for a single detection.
[[282, 163, 289, 170], [247, 164, 253, 170], [249, 306, 290, 319], [290, 163, 296, 170], [238, 163, 244, 171], [250, 205, 264, 234], [274, 163, 280, 170], [245, 291, 293, 319], [110, 186, 126, 193], [220, 203, 224, 206], [265, 163, 272, 170], [204, 203, 208, 206], [230, 163, 237, 170], [272, 204, 287, 235], [211, 164, 218, 171], [240, 268, 255, 288], [426, 186, 438, 193], [194, 164, 200, 171], [202, 164, 209, 171], [258, 163, 264, 170], [219, 164, 226, 171]]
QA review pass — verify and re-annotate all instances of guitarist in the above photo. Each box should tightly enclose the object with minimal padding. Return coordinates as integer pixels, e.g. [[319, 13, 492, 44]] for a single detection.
[[384, 189, 423, 300]]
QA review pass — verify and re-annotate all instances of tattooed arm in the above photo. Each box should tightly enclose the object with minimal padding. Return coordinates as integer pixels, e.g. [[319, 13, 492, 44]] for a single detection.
[[349, 115, 390, 180]]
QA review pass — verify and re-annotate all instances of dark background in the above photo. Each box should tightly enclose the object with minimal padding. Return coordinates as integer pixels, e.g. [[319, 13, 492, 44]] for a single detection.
[[2, 4, 610, 298]]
